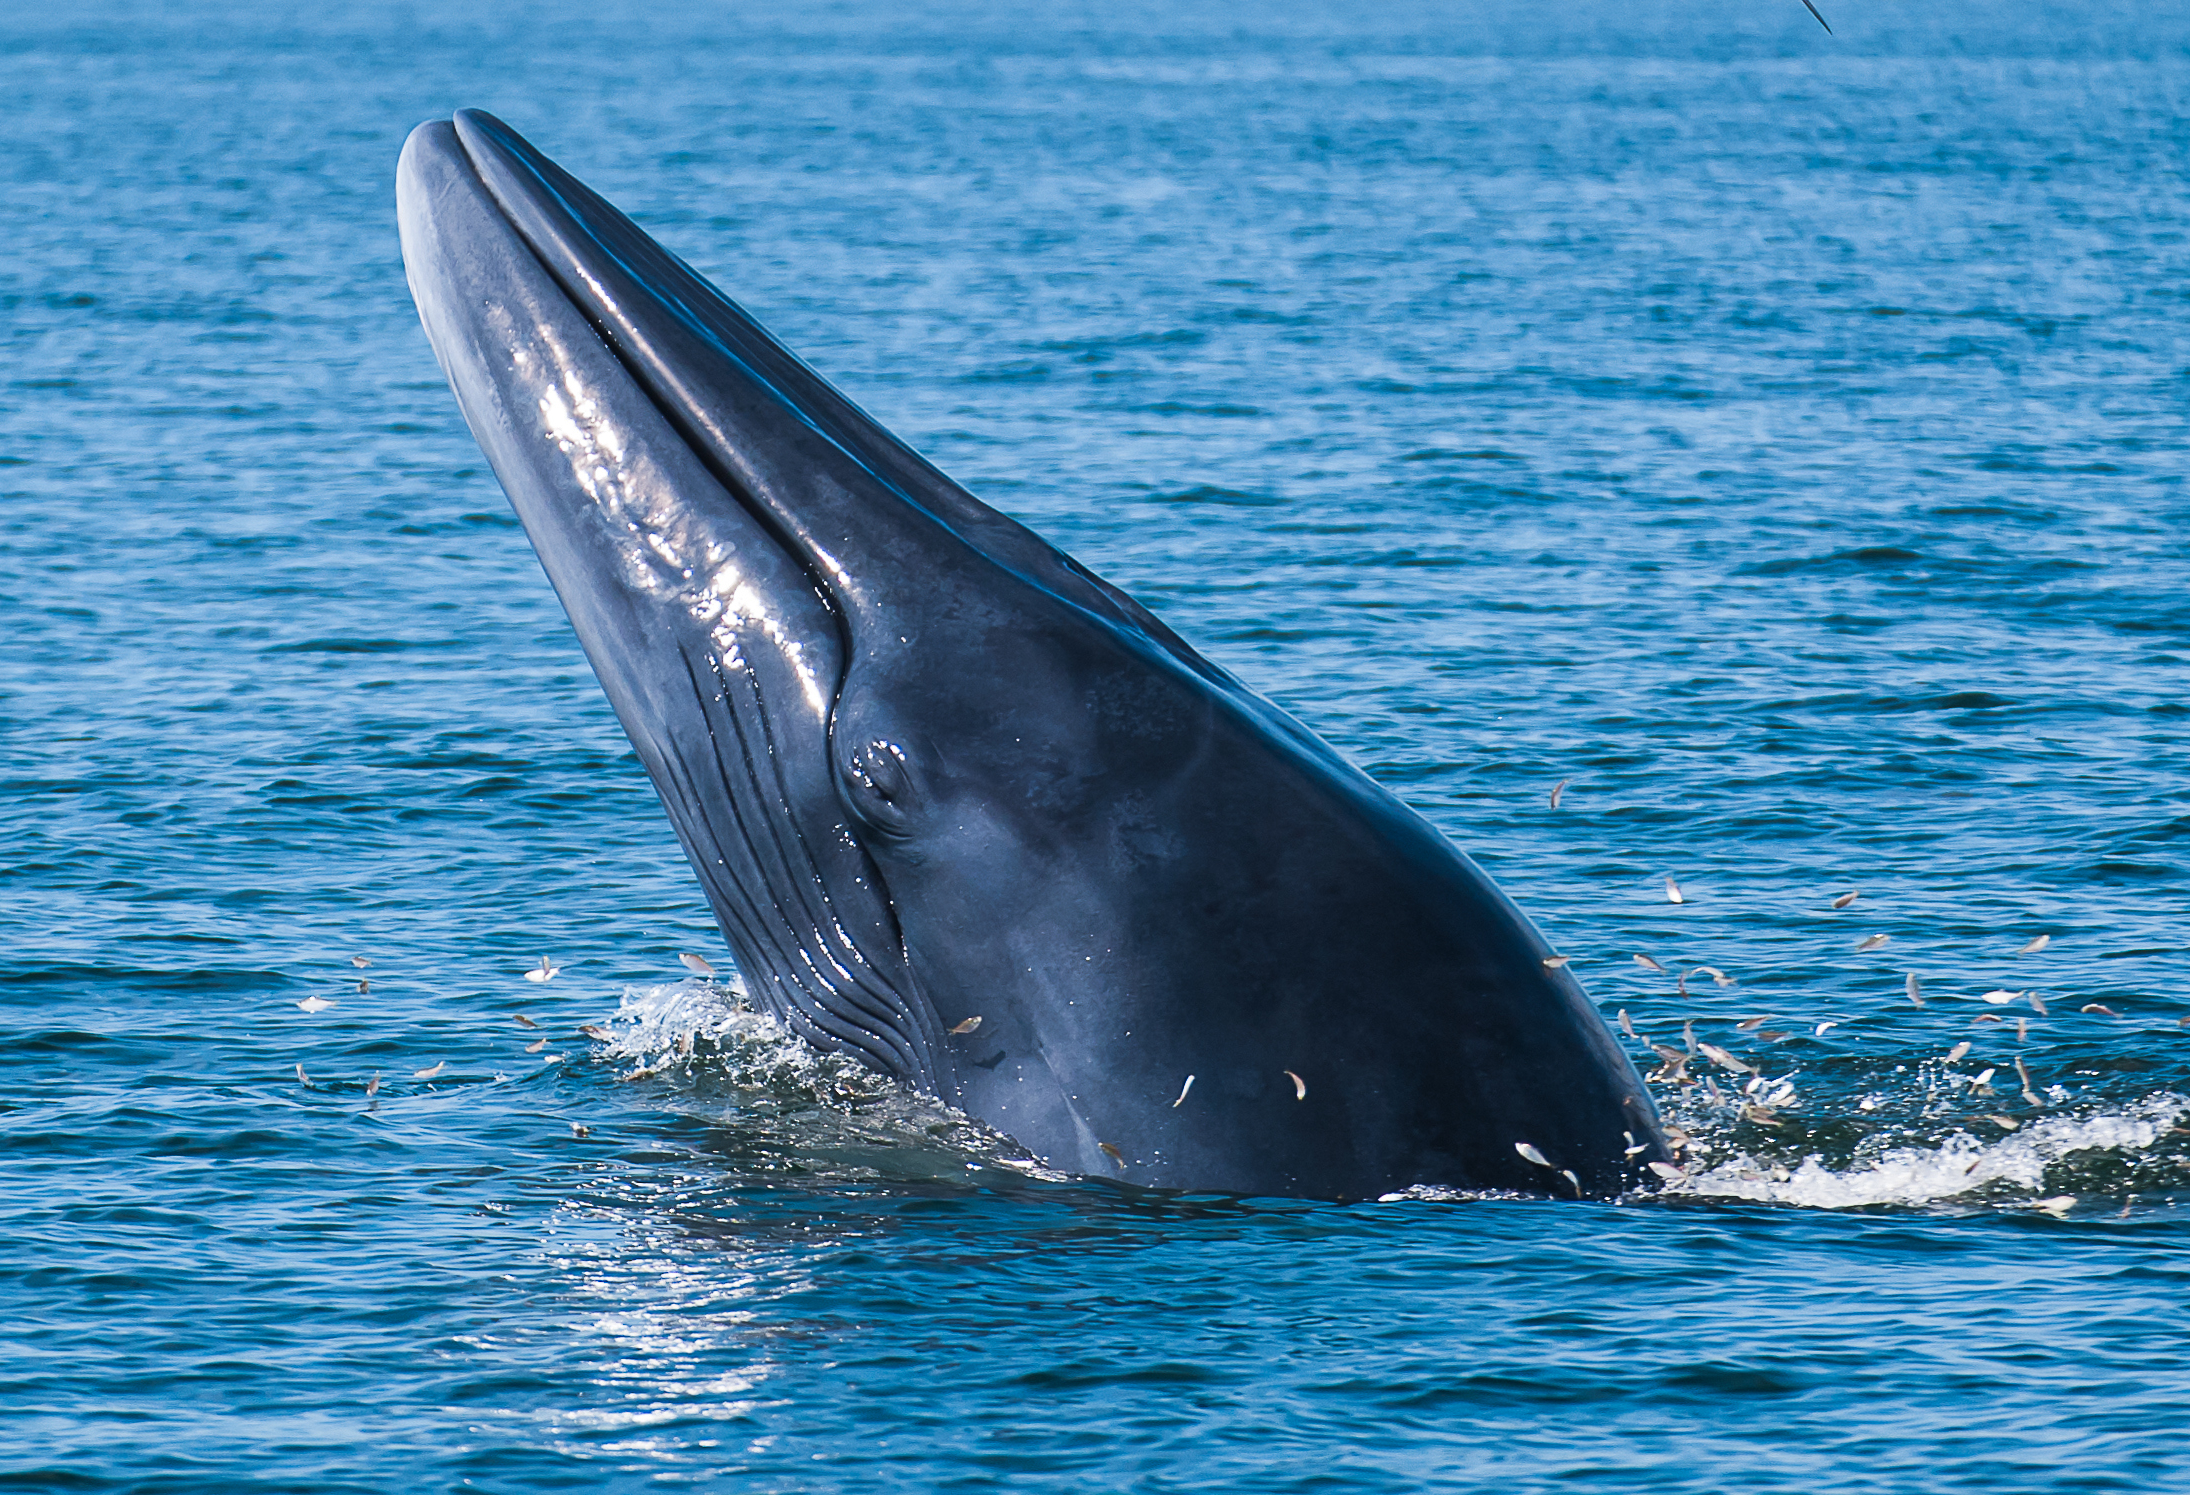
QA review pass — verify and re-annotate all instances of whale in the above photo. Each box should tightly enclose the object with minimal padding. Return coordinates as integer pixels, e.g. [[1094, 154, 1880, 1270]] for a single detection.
[[396, 110, 1668, 1200]]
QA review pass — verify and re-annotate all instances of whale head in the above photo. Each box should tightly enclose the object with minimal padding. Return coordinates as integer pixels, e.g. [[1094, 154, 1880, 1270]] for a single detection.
[[397, 111, 1666, 1198]]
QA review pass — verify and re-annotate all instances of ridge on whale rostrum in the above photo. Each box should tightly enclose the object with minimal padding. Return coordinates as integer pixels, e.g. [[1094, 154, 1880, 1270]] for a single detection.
[[395, 109, 1668, 1200]]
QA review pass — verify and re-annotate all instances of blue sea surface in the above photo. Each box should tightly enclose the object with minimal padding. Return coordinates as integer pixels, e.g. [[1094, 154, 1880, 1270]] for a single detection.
[[5, 1, 2190, 1489]]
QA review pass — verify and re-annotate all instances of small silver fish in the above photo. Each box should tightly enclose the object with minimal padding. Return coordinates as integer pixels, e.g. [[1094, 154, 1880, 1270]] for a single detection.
[[1985, 1114, 2020, 1131], [1623, 1130, 1646, 1158], [1098, 1142, 1125, 1169], [2028, 992, 2048, 1015], [2034, 1195, 2075, 1216], [352, 956, 371, 969], [1683, 1020, 1697, 1055], [1618, 1008, 1637, 1041], [2015, 1056, 2040, 1107], [1549, 778, 1569, 810], [1697, 1043, 1753, 1075], [1832, 890, 1858, 909], [514, 1014, 538, 1029], [295, 1063, 309, 1086], [1284, 1069, 1308, 1101], [1542, 954, 1572, 969], [2017, 935, 2050, 956], [1906, 972, 1924, 1008], [2014, 1017, 2029, 1044], [1946, 1041, 1971, 1063], [2081, 1003, 2120, 1017], [677, 1030, 694, 1056], [525, 1037, 547, 1054], [1741, 1104, 1783, 1127], [1665, 876, 1684, 905], [1634, 954, 1667, 973], [678, 952, 715, 978], [1647, 1161, 1687, 1183], [414, 1060, 446, 1080], [1693, 966, 1735, 989], [296, 996, 334, 1014], [525, 956, 560, 983], [1173, 1074, 1195, 1108], [1980, 989, 2021, 1005], [1515, 1142, 1553, 1169], [949, 1016, 983, 1035], [1854, 934, 1889, 953], [365, 1073, 381, 1098], [1737, 1015, 1769, 1032], [578, 1023, 613, 1041]]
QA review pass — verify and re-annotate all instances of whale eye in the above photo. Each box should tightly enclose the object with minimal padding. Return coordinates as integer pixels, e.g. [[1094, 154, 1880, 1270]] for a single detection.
[[841, 737, 917, 836]]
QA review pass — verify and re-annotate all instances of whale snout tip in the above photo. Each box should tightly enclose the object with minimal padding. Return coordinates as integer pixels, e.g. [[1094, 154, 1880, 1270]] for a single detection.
[[396, 116, 460, 181], [396, 111, 515, 207]]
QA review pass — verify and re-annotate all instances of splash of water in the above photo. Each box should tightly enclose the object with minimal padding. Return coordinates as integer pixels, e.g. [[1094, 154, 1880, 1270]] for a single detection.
[[1667, 1094, 2187, 1211], [587, 984, 2188, 1214], [589, 980, 1064, 1185]]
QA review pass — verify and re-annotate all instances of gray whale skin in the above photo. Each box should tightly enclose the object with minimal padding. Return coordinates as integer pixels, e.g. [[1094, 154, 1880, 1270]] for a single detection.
[[396, 110, 1668, 1201]]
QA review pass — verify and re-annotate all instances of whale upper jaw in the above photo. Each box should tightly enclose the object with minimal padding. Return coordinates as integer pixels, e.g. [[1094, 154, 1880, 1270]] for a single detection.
[[409, 111, 1211, 662]]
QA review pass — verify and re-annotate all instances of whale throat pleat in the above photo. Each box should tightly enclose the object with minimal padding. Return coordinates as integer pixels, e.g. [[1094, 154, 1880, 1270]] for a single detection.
[[656, 647, 937, 1086]]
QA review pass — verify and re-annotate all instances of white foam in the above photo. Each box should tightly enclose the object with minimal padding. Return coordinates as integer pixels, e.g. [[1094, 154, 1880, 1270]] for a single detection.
[[589, 979, 1063, 1182], [1665, 1093, 2187, 1210], [598, 977, 893, 1102], [591, 987, 2182, 1211]]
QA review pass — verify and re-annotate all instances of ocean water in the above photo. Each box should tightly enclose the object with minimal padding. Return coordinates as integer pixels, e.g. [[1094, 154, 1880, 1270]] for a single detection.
[[5, 0, 2190, 1489]]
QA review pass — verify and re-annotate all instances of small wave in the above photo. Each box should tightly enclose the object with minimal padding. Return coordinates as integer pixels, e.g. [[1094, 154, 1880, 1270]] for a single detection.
[[1739, 545, 1925, 576], [262, 636, 463, 654], [1144, 483, 1282, 506]]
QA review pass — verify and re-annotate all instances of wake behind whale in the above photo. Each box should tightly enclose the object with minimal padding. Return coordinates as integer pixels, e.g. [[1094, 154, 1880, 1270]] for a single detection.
[[395, 110, 1665, 1200]]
